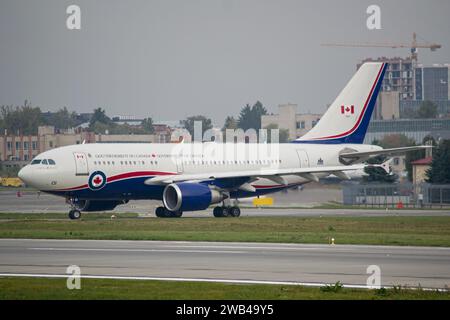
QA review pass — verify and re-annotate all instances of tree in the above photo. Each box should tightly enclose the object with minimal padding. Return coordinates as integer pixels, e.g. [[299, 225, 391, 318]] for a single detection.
[[222, 116, 237, 131], [181, 115, 213, 139], [417, 101, 438, 119], [88, 108, 114, 133], [264, 123, 289, 143], [89, 108, 111, 127], [426, 139, 450, 183], [363, 155, 398, 183], [378, 134, 416, 149], [44, 107, 78, 130], [237, 101, 267, 131], [141, 117, 155, 134], [0, 100, 43, 135]]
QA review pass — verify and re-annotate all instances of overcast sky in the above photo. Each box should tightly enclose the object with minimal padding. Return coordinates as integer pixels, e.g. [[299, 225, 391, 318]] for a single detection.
[[1, 0, 449, 126]]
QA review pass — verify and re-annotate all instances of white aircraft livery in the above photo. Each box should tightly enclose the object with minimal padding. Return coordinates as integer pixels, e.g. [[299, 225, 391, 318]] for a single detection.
[[18, 62, 428, 219]]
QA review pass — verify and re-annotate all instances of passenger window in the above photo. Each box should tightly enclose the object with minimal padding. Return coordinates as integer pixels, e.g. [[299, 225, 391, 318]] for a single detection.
[[41, 159, 48, 165], [48, 159, 56, 165]]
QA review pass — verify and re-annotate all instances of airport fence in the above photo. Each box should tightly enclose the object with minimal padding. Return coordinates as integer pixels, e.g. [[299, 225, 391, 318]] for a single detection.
[[342, 182, 450, 208]]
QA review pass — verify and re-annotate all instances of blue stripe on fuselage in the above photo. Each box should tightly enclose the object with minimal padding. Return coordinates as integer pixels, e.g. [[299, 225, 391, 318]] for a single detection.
[[45, 176, 306, 201]]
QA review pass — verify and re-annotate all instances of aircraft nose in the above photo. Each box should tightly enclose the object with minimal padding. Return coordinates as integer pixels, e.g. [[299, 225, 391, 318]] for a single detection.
[[18, 166, 30, 184]]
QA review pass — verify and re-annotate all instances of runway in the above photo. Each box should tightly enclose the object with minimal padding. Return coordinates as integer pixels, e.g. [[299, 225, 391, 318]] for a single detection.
[[1, 190, 449, 217], [1, 239, 449, 289]]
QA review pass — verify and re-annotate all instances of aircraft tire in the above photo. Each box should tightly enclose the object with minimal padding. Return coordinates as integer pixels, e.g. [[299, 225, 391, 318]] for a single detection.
[[221, 207, 230, 217], [155, 206, 166, 218], [171, 210, 183, 218], [213, 207, 223, 217], [230, 207, 241, 217], [69, 210, 81, 220]]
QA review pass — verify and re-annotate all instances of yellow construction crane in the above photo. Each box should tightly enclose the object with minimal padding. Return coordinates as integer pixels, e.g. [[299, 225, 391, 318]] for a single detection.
[[322, 32, 441, 64]]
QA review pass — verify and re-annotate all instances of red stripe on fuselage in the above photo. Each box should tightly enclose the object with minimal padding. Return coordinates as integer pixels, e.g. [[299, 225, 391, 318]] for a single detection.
[[56, 171, 177, 191], [106, 171, 175, 183]]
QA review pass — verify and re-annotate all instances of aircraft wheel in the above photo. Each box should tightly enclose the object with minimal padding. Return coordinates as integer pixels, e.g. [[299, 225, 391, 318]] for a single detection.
[[155, 206, 166, 218], [213, 207, 223, 217], [171, 210, 183, 218], [230, 207, 241, 217], [69, 209, 81, 220], [221, 207, 230, 217]]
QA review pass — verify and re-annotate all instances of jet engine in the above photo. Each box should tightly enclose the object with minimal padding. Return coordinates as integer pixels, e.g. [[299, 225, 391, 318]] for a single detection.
[[163, 183, 226, 212]]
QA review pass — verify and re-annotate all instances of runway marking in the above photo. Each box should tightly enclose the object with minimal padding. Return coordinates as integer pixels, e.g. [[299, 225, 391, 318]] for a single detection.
[[2, 238, 448, 252], [23, 245, 450, 256], [28, 247, 246, 254], [0, 272, 447, 291]]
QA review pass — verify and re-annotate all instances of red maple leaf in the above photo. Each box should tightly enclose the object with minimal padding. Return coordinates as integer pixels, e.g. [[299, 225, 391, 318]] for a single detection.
[[93, 176, 102, 185]]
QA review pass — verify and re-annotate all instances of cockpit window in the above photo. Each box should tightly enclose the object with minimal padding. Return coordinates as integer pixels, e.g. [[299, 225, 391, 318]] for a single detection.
[[41, 159, 48, 165], [31, 159, 41, 165], [48, 159, 56, 165]]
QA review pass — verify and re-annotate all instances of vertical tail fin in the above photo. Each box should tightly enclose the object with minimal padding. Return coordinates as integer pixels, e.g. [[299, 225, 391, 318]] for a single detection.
[[294, 62, 387, 144]]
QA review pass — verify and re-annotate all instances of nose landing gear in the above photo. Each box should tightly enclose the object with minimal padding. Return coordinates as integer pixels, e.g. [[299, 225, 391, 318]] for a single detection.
[[68, 209, 82, 220], [67, 197, 82, 220]]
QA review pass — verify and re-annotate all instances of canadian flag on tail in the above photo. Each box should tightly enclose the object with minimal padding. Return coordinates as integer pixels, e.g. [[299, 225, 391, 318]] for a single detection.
[[341, 105, 354, 116]]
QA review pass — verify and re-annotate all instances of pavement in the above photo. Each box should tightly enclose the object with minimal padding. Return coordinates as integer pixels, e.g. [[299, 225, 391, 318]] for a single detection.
[[0, 239, 449, 289], [1, 188, 449, 217]]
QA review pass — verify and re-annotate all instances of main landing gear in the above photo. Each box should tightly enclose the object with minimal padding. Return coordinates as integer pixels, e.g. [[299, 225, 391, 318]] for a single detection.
[[155, 206, 183, 218], [213, 206, 241, 218]]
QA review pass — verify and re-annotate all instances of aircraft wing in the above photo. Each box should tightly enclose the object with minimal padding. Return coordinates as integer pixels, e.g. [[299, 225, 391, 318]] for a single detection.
[[144, 162, 388, 185], [340, 145, 431, 163]]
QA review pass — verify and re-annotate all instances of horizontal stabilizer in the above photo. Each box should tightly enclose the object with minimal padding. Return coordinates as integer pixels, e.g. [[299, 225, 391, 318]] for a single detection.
[[366, 158, 393, 174]]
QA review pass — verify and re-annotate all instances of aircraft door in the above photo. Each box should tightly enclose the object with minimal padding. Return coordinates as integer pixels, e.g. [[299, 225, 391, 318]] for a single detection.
[[175, 153, 184, 173], [296, 149, 310, 168], [73, 152, 89, 176]]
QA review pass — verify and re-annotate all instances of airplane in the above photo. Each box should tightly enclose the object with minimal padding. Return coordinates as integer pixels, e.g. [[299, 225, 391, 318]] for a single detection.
[[18, 62, 429, 219]]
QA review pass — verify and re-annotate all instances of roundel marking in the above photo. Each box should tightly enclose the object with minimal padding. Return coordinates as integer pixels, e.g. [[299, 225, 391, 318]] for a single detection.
[[88, 171, 107, 191]]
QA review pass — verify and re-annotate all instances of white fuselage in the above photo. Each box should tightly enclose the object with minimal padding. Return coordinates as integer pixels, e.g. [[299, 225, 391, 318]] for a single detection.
[[18, 142, 381, 199]]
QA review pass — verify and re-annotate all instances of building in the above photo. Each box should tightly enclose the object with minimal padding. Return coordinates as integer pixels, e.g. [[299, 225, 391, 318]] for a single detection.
[[364, 118, 450, 144], [359, 58, 450, 118], [373, 91, 400, 120], [0, 126, 162, 169], [358, 57, 415, 100], [400, 100, 450, 117], [411, 156, 432, 185], [261, 104, 322, 141], [415, 64, 450, 101]]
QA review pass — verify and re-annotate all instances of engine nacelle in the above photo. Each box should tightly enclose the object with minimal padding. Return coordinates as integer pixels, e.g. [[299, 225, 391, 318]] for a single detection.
[[163, 183, 226, 212], [73, 200, 127, 212]]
